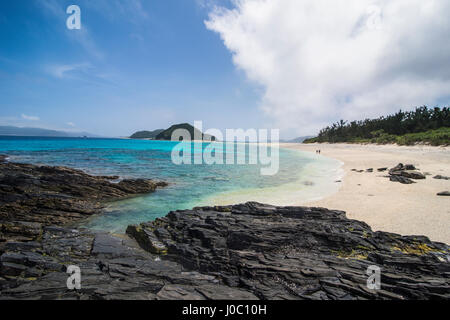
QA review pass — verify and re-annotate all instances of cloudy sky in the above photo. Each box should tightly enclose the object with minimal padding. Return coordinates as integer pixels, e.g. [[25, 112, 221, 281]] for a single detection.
[[0, 0, 449, 138]]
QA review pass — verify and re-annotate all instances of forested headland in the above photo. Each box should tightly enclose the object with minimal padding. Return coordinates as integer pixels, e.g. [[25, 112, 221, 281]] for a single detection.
[[304, 106, 450, 146]]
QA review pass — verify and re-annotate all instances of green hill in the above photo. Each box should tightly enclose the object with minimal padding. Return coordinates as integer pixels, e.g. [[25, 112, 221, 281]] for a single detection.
[[129, 129, 164, 139], [155, 123, 216, 141]]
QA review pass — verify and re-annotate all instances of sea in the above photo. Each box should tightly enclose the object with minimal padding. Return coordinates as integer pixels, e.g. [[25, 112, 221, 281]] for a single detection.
[[0, 136, 343, 233]]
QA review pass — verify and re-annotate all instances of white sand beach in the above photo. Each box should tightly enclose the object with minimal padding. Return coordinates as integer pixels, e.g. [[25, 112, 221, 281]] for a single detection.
[[281, 143, 450, 244]]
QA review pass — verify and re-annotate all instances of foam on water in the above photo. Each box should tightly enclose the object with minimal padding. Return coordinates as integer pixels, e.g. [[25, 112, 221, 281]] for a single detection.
[[199, 150, 343, 206]]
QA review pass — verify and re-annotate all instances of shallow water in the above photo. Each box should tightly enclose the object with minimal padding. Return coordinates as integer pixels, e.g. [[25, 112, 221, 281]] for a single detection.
[[0, 136, 342, 233]]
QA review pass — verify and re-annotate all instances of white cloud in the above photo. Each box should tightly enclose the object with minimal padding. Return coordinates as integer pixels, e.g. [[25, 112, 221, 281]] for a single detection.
[[196, 0, 224, 10], [205, 0, 450, 135], [46, 63, 90, 79], [21, 114, 40, 121], [67, 122, 76, 127]]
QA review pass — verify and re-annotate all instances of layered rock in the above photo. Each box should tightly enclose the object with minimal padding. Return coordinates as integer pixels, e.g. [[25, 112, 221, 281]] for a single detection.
[[2, 202, 449, 300], [1, 157, 449, 300], [0, 226, 257, 300], [0, 159, 167, 243], [389, 163, 426, 184], [127, 203, 450, 300]]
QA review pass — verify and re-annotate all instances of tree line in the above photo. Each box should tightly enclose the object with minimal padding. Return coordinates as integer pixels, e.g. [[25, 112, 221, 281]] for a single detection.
[[304, 106, 449, 144]]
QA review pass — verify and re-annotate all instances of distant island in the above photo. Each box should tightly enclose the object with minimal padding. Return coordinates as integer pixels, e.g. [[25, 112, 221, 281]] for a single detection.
[[0, 125, 97, 138], [130, 123, 216, 141], [304, 106, 450, 146]]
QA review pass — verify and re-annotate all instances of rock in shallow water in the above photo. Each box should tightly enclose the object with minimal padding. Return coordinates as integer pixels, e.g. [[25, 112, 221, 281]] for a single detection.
[[0, 160, 167, 242], [0, 159, 449, 300], [126, 202, 450, 300], [1, 202, 449, 300]]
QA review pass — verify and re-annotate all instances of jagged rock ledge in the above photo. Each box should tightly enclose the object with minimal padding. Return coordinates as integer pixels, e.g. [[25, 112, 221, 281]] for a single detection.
[[0, 157, 167, 243], [1, 202, 449, 300], [0, 156, 449, 300], [127, 202, 450, 300]]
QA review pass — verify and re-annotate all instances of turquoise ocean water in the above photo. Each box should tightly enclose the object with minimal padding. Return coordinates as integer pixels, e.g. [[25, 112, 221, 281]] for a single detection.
[[0, 137, 342, 233]]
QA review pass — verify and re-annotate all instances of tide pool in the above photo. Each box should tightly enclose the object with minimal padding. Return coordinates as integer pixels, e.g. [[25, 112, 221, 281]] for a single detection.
[[0, 136, 342, 232]]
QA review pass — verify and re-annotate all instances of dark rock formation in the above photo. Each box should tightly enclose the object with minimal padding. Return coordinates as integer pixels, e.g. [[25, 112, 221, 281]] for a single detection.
[[389, 163, 426, 184], [437, 191, 450, 196], [2, 202, 449, 300], [434, 175, 450, 180], [126, 202, 450, 300], [0, 226, 257, 300], [403, 164, 417, 170], [400, 171, 426, 180], [389, 163, 414, 173], [366, 168, 373, 172], [1, 159, 449, 300], [389, 175, 415, 184], [377, 167, 388, 172], [0, 160, 167, 242]]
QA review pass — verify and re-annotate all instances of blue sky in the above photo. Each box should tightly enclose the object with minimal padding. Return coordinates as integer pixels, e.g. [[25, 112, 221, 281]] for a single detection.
[[1, 1, 449, 138], [0, 0, 266, 137]]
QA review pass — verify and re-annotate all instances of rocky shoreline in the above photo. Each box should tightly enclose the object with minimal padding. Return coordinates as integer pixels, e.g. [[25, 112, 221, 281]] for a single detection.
[[0, 156, 167, 243], [126, 203, 449, 300], [0, 157, 449, 300]]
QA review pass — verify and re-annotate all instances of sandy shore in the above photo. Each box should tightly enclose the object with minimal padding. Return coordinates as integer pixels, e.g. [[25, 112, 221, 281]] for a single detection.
[[281, 143, 450, 244]]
